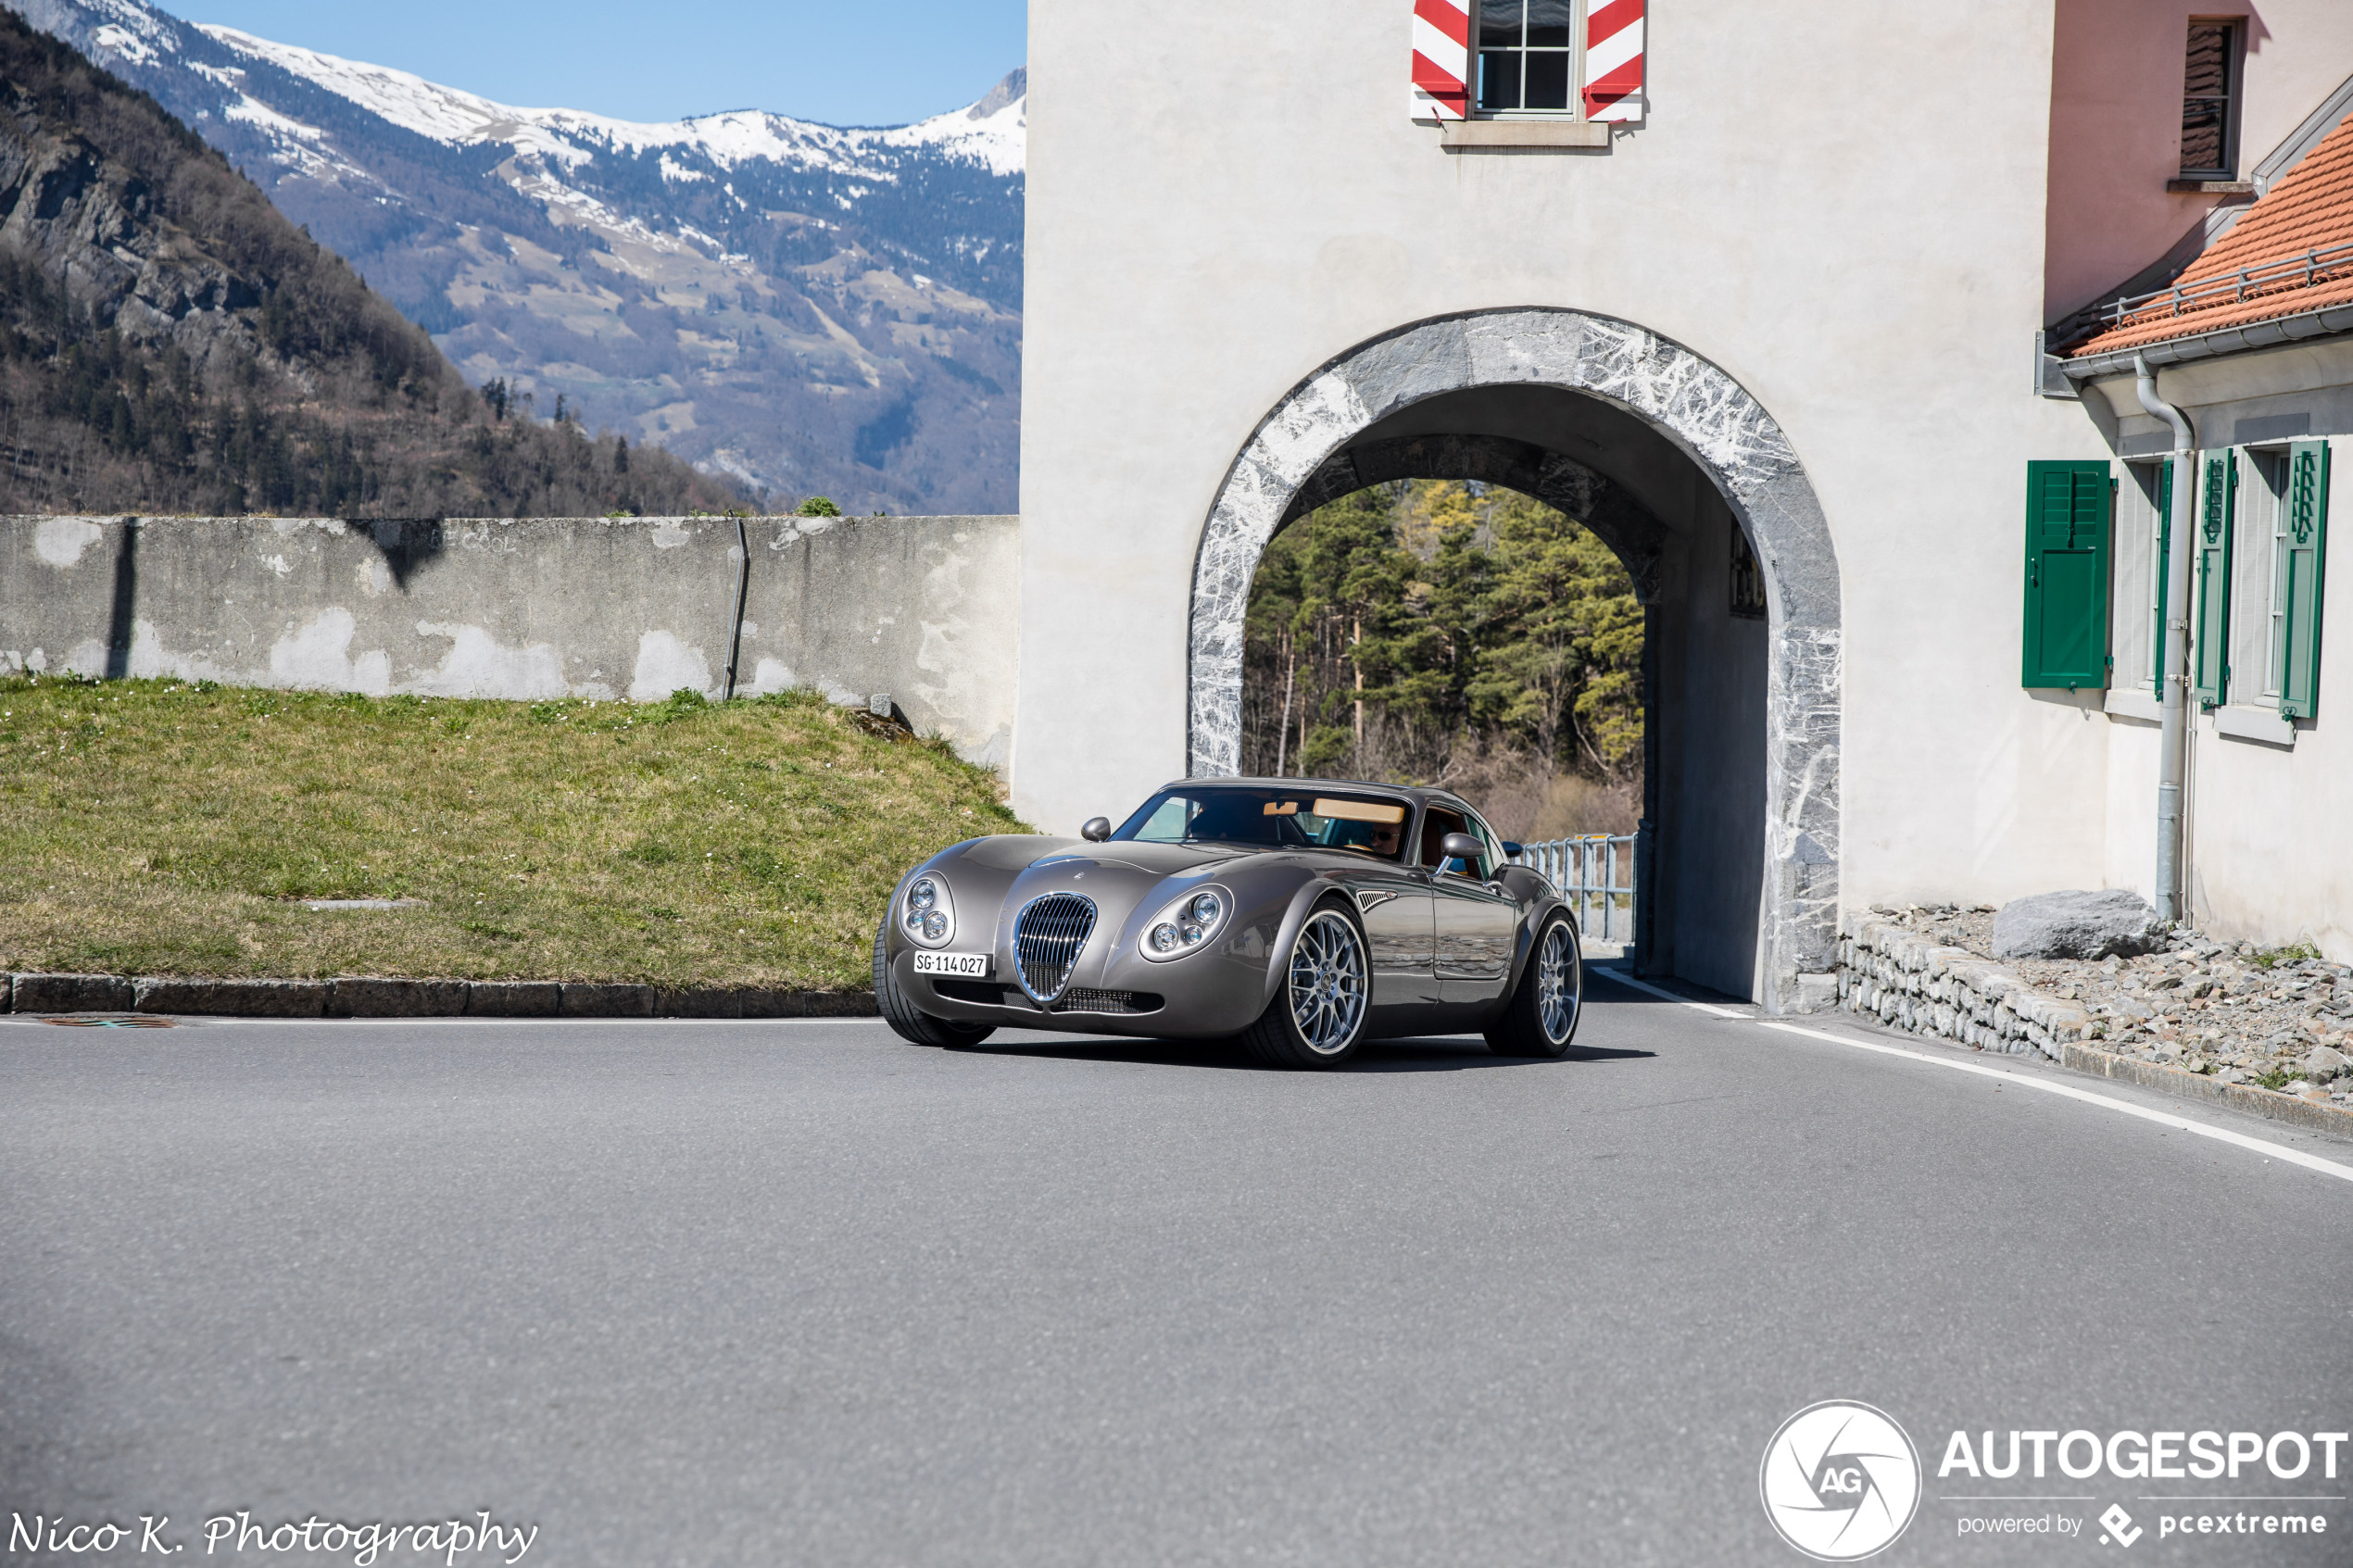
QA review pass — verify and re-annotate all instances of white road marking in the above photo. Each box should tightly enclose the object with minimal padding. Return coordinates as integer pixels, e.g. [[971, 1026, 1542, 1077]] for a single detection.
[[1590, 965, 1749, 1018], [1590, 964, 2353, 1185], [1756, 1020, 2353, 1186]]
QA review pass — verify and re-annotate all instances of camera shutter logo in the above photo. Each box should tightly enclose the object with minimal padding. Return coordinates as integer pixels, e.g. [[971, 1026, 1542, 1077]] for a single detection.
[[1759, 1400, 1922, 1561]]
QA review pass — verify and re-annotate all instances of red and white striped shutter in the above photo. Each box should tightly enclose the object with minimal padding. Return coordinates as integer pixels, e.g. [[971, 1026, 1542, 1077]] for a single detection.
[[1410, 0, 1471, 121], [1583, 0, 1645, 122]]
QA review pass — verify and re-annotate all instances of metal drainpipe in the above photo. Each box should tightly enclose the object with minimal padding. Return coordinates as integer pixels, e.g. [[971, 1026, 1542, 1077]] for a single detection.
[[2134, 353, 2196, 924], [719, 516, 750, 701]]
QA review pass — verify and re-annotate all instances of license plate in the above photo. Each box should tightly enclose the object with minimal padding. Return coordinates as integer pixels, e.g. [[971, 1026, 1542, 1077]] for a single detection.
[[912, 950, 991, 978]]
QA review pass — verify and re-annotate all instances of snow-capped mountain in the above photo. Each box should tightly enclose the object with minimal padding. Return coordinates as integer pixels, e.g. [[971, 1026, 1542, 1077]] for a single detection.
[[13, 0, 1024, 512]]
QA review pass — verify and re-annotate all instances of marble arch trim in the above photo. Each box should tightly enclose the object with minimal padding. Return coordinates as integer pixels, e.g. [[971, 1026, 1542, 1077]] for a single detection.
[[1184, 307, 1842, 1007]]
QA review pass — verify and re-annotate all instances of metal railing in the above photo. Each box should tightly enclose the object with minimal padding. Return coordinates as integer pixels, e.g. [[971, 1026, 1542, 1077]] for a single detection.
[[2081, 238, 2353, 340], [1512, 834, 1637, 945]]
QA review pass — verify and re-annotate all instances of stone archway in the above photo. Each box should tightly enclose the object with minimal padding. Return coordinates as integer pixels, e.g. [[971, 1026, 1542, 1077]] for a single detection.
[[1185, 307, 1841, 1010]]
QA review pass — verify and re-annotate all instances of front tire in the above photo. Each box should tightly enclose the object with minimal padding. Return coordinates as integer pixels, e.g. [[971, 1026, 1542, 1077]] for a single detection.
[[1239, 903, 1372, 1068], [1486, 913, 1581, 1057], [874, 921, 997, 1047]]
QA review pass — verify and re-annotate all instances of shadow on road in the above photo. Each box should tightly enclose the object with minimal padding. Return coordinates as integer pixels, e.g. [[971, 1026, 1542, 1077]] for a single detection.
[[950, 1033, 1655, 1073], [1582, 966, 1750, 1008]]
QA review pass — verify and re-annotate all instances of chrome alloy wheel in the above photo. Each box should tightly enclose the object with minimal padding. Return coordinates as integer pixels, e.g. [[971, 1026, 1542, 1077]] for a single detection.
[[1536, 920, 1579, 1045], [1287, 909, 1368, 1055]]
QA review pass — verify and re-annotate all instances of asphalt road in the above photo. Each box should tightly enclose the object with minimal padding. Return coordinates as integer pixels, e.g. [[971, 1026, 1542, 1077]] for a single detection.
[[5, 975, 2351, 1567]]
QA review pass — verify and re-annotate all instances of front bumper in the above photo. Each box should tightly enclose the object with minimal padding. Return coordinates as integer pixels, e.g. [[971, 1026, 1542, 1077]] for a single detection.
[[890, 943, 1273, 1039]]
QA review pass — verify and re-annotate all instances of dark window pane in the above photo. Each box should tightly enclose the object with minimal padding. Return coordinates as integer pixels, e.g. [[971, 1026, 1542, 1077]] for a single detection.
[[2178, 23, 2234, 175], [1478, 50, 1520, 109], [1478, 0, 1522, 49], [1524, 50, 1570, 109], [2180, 104, 2224, 172], [1525, 0, 1573, 48], [2183, 24, 2229, 96]]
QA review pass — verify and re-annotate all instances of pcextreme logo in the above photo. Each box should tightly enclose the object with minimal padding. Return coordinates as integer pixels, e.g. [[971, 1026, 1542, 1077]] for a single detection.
[[1761, 1400, 1924, 1562]]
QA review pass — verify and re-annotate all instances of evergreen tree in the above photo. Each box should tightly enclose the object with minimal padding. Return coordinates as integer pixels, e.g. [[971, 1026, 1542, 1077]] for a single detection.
[[1241, 479, 1643, 808]]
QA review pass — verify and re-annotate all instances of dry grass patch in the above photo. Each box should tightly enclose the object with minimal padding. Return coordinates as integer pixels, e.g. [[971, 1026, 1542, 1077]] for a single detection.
[[0, 675, 1030, 988]]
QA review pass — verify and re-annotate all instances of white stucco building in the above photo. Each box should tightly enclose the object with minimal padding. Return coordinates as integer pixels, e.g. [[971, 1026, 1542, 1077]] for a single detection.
[[1010, 0, 2353, 1006]]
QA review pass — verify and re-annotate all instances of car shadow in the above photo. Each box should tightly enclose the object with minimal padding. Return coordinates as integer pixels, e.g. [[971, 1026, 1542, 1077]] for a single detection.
[[949, 1032, 1656, 1073]]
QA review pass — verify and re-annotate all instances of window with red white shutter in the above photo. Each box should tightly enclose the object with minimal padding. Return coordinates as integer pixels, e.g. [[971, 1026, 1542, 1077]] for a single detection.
[[1413, 0, 1645, 126]]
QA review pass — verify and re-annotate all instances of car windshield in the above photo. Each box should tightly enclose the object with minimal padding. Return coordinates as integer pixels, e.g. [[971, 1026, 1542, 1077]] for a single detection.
[[1112, 787, 1412, 860]]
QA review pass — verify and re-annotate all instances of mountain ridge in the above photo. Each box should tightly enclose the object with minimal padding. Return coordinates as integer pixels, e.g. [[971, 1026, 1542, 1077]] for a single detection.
[[0, 4, 739, 517], [13, 0, 1025, 513]]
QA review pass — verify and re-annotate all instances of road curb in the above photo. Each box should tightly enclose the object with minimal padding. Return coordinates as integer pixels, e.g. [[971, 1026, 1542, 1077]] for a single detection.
[[4, 972, 878, 1021], [2055, 1038, 2353, 1137]]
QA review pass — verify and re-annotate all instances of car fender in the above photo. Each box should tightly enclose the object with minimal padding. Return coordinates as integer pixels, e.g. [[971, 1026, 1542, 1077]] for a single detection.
[[1495, 872, 1578, 997], [1247, 869, 1375, 1014]]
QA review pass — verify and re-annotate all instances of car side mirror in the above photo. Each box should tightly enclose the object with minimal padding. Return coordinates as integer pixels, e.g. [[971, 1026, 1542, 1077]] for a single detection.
[[1501, 841, 1524, 859], [1440, 832, 1483, 866], [1080, 817, 1112, 842]]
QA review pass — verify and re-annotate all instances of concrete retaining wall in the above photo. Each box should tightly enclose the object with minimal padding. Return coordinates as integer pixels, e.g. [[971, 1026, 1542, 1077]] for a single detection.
[[0, 513, 1021, 767]]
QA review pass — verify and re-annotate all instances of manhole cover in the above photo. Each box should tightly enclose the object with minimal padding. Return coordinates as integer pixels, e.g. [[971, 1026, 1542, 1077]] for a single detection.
[[40, 1016, 177, 1028]]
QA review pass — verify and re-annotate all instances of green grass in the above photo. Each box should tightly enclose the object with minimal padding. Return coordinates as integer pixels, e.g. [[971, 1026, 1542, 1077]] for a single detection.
[[2252, 943, 2322, 970], [0, 675, 1029, 988]]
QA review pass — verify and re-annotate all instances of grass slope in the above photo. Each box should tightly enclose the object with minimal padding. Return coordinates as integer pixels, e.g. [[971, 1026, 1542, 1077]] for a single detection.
[[0, 676, 1029, 988]]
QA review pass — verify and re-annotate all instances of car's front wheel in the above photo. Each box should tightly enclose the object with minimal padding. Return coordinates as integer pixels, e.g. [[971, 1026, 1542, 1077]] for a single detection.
[[1486, 912, 1581, 1057], [874, 922, 997, 1047], [1239, 903, 1371, 1068]]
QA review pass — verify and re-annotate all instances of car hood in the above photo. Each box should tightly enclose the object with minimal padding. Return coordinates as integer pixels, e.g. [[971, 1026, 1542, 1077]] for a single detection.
[[928, 836, 1294, 940]]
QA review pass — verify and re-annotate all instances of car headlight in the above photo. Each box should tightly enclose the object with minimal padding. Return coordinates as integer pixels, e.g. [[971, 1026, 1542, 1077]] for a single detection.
[[1141, 884, 1228, 961], [900, 874, 955, 948]]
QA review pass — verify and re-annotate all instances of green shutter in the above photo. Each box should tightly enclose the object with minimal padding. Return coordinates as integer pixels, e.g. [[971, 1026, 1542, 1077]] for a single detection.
[[2278, 440, 2330, 719], [2192, 451, 2235, 707], [2152, 459, 2174, 698], [2021, 459, 2112, 689]]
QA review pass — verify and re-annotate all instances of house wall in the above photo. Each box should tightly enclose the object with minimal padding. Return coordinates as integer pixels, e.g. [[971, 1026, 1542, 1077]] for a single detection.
[[2092, 434, 2351, 962], [1020, 0, 2117, 947], [0, 513, 1022, 768], [2082, 340, 2352, 959], [2045, 0, 2353, 320]]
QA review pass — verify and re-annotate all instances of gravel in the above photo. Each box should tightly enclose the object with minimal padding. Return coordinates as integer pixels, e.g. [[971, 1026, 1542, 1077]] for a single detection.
[[1862, 903, 2353, 1105]]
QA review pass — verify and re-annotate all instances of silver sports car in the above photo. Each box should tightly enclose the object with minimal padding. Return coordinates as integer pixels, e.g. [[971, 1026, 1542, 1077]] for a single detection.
[[873, 778, 1583, 1067]]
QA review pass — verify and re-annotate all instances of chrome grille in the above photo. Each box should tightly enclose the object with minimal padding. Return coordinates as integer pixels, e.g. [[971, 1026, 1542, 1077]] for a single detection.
[[1013, 892, 1097, 1004]]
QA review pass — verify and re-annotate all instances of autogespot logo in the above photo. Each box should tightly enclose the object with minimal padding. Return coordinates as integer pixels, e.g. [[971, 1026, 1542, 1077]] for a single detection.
[[1761, 1400, 1924, 1562]]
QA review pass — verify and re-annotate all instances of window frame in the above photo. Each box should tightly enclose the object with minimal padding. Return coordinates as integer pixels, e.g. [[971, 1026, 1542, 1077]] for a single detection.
[[2114, 461, 2166, 694], [2228, 446, 2293, 708], [2179, 19, 2245, 182], [1473, 0, 1590, 122]]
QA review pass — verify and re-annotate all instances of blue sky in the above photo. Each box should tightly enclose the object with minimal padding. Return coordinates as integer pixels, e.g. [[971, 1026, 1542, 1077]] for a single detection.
[[173, 0, 1027, 127]]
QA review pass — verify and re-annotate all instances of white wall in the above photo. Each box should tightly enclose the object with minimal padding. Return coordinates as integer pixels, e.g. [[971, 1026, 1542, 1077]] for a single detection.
[[1021, 0, 2119, 924]]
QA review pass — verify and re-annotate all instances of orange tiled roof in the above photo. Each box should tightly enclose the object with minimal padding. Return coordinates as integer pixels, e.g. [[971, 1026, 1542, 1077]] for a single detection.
[[2067, 112, 2353, 358]]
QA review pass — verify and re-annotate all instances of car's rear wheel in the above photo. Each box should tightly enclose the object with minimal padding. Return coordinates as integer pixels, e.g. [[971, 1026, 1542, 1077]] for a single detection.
[[1486, 912, 1581, 1057], [874, 922, 997, 1047], [1239, 904, 1371, 1068]]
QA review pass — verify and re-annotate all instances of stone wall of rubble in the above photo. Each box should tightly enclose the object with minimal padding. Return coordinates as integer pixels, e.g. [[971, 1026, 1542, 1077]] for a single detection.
[[1837, 904, 2353, 1114], [1835, 913, 2091, 1060]]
